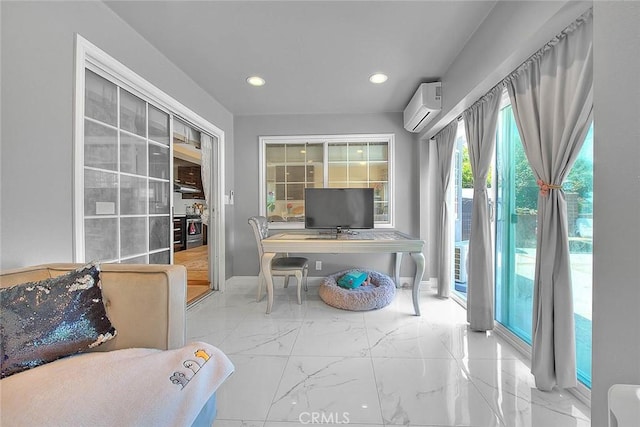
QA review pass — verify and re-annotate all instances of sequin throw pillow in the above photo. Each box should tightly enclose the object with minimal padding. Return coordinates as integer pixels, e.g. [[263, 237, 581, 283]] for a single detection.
[[0, 263, 117, 378]]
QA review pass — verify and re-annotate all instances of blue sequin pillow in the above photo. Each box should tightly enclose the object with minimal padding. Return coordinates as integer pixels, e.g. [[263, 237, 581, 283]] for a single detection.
[[0, 263, 117, 378]]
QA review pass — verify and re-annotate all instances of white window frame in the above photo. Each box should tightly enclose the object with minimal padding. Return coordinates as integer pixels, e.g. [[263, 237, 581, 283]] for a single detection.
[[73, 34, 227, 290], [259, 133, 395, 229]]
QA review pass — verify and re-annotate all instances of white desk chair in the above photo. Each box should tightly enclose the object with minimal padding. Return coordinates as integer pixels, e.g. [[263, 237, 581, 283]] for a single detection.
[[609, 384, 640, 427], [248, 216, 308, 304]]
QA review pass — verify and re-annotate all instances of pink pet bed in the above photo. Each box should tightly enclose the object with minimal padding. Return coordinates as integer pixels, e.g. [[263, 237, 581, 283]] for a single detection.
[[319, 269, 396, 311]]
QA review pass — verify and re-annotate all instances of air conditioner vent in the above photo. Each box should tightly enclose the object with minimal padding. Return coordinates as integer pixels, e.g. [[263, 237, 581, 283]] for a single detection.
[[403, 82, 442, 133]]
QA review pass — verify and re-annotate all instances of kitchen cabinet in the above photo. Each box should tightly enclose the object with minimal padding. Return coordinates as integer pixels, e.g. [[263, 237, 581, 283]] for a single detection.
[[173, 216, 186, 252], [176, 166, 204, 199], [173, 120, 201, 149], [203, 223, 207, 246]]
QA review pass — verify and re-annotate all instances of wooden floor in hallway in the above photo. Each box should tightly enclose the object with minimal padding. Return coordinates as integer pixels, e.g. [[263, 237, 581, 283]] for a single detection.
[[174, 245, 211, 305]]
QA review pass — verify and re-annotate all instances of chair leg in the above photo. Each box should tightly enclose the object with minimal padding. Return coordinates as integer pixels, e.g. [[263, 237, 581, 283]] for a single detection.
[[257, 273, 265, 302], [304, 266, 309, 291], [284, 275, 290, 288], [295, 270, 303, 305]]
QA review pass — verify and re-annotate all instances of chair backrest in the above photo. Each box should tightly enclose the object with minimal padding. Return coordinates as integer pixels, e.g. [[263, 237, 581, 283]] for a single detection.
[[248, 216, 269, 260]]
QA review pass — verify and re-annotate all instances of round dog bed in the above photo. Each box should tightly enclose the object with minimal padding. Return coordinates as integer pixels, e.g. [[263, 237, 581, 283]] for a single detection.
[[319, 269, 396, 311]]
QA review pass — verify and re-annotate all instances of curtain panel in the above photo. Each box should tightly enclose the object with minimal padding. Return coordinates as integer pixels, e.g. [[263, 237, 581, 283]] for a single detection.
[[200, 134, 213, 226], [434, 121, 458, 298], [463, 85, 502, 331], [504, 9, 593, 390]]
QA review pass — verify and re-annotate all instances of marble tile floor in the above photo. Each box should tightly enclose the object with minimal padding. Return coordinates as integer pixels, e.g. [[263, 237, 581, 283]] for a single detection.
[[187, 278, 590, 427]]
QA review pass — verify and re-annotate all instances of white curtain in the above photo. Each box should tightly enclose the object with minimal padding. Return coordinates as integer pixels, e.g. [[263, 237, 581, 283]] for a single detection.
[[463, 85, 502, 331], [434, 121, 458, 298], [200, 134, 213, 226], [504, 9, 593, 390]]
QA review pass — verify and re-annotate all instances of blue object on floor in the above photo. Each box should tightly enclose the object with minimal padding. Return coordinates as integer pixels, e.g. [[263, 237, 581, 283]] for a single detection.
[[337, 271, 368, 289]]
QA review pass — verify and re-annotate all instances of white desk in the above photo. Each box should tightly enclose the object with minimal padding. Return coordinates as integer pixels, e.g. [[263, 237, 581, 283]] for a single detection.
[[260, 230, 425, 315]]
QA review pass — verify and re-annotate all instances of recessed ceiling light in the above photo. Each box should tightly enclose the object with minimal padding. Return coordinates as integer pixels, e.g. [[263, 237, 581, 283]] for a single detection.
[[369, 73, 388, 84], [246, 76, 266, 87]]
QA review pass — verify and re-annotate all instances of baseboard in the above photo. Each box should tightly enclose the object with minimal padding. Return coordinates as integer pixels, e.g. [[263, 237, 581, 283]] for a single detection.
[[227, 275, 436, 290], [225, 276, 258, 287], [225, 275, 325, 288]]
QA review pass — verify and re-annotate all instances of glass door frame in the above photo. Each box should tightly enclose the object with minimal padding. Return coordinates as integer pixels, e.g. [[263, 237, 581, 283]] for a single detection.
[[73, 34, 227, 291], [492, 89, 592, 402]]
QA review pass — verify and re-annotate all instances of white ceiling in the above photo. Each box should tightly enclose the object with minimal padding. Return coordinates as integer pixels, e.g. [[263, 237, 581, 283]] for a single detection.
[[105, 1, 498, 116]]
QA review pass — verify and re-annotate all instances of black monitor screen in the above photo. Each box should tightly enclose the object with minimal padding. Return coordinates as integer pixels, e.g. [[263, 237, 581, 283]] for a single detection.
[[304, 188, 374, 230]]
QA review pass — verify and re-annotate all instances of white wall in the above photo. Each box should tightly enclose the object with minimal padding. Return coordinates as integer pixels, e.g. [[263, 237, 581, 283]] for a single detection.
[[591, 2, 640, 425], [0, 1, 234, 271]]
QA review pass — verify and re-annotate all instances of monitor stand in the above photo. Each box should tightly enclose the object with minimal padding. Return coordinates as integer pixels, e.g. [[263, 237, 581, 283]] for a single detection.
[[336, 226, 357, 235], [317, 227, 356, 237]]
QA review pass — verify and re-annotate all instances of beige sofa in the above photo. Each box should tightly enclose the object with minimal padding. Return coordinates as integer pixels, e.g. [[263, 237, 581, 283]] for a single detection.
[[0, 263, 235, 426], [0, 263, 187, 351]]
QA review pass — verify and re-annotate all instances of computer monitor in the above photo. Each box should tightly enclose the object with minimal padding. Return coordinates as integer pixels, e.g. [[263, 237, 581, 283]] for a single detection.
[[304, 188, 374, 231]]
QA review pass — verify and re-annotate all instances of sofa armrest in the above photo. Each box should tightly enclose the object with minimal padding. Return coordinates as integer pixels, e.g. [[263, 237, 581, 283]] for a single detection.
[[0, 263, 187, 351]]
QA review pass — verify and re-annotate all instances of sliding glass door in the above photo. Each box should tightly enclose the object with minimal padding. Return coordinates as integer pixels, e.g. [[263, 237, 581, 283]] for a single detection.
[[83, 69, 172, 264], [495, 103, 536, 342], [452, 121, 471, 300], [567, 125, 593, 387], [495, 101, 593, 387], [75, 34, 227, 291], [451, 120, 495, 301]]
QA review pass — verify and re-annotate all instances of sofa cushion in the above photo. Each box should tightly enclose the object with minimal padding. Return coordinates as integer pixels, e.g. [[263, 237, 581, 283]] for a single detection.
[[0, 262, 116, 378]]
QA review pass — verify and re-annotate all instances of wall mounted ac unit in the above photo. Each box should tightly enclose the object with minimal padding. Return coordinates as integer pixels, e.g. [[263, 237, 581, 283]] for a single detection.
[[403, 82, 442, 133]]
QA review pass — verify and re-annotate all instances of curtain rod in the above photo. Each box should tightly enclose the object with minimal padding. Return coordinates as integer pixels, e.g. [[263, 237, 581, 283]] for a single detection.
[[439, 7, 593, 135]]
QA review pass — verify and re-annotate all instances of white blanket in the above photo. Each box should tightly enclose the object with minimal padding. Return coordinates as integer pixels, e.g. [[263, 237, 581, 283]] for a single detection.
[[1, 342, 234, 426]]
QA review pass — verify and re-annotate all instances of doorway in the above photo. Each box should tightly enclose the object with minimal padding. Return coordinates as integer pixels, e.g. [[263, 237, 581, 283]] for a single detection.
[[74, 34, 226, 305], [172, 119, 212, 304]]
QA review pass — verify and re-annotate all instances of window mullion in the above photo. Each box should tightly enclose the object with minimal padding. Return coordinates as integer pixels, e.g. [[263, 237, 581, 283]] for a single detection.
[[116, 86, 122, 262], [323, 141, 329, 187], [145, 101, 150, 263]]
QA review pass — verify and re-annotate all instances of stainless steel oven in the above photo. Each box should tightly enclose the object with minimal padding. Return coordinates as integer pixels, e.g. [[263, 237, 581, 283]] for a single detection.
[[186, 216, 203, 249]]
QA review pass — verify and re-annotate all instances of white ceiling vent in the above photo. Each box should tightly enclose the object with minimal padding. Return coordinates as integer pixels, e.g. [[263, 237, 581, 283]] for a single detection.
[[403, 82, 442, 133]]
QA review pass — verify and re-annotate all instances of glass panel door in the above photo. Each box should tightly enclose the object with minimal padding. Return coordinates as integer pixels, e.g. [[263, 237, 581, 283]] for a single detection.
[[495, 104, 537, 342], [83, 69, 171, 264], [452, 120, 470, 299], [566, 125, 593, 387], [495, 103, 593, 387]]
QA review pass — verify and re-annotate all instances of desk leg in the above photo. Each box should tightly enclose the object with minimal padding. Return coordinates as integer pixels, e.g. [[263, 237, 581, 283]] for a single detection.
[[261, 252, 276, 314], [394, 252, 403, 288], [410, 251, 426, 316]]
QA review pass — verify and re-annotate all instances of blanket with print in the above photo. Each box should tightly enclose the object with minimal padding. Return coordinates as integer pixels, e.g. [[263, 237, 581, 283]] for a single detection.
[[0, 342, 234, 427]]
